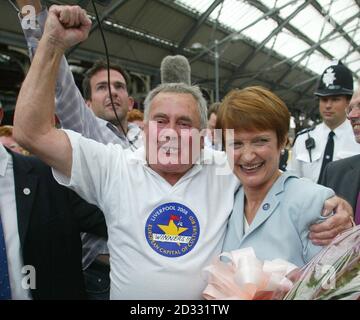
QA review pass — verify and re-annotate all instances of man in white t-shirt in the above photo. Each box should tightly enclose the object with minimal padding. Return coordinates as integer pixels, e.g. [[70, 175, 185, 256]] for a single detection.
[[13, 5, 354, 299]]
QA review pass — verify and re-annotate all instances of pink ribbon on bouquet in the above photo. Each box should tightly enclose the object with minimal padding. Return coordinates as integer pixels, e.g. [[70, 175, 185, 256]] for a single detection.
[[203, 247, 298, 300]]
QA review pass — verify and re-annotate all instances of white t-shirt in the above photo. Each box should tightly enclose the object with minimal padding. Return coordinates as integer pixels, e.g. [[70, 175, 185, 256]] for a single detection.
[[53, 130, 239, 299]]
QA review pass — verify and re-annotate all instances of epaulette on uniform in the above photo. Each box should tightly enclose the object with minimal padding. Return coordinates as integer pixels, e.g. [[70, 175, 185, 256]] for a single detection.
[[292, 126, 316, 146]]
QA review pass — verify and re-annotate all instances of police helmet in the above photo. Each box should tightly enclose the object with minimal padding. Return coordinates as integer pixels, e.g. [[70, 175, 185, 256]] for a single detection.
[[314, 61, 353, 97]]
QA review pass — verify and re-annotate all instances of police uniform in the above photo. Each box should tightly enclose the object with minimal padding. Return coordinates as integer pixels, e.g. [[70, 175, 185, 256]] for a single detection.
[[288, 121, 360, 182], [287, 62, 360, 182]]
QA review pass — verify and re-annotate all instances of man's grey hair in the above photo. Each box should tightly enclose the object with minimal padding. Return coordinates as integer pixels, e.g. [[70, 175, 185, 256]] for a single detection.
[[143, 83, 208, 129]]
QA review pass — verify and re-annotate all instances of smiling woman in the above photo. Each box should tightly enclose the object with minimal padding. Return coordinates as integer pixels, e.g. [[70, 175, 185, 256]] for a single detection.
[[217, 87, 290, 203], [216, 86, 336, 267]]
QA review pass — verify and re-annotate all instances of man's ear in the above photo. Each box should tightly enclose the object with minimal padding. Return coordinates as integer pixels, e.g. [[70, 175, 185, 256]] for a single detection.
[[280, 134, 289, 150], [85, 100, 92, 108], [0, 108, 4, 124], [128, 96, 134, 111]]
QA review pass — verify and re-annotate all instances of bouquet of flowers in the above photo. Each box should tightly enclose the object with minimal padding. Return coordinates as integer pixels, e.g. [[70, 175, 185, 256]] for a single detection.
[[203, 226, 360, 300], [284, 225, 360, 300], [202, 247, 298, 300]]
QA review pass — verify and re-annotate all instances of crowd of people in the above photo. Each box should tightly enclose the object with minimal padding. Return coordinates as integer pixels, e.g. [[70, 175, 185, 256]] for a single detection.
[[0, 1, 358, 300]]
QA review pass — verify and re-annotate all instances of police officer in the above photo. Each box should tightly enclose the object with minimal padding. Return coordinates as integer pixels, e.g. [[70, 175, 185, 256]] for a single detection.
[[288, 61, 360, 182]]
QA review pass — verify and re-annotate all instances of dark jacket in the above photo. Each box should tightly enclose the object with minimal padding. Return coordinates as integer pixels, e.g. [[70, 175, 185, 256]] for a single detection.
[[11, 151, 107, 300], [320, 154, 360, 213]]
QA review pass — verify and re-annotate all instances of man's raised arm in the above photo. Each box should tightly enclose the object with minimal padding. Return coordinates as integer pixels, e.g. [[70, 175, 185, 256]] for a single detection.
[[16, 0, 119, 144], [13, 5, 92, 177]]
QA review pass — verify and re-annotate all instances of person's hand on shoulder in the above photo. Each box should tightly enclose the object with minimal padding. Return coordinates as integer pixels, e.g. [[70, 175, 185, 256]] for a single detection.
[[309, 196, 354, 246]]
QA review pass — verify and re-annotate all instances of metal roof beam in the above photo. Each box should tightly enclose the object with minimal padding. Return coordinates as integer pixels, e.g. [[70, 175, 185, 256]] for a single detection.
[[248, 0, 333, 59], [189, 0, 299, 64], [88, 0, 131, 33], [64, 20, 237, 74], [0, 28, 159, 76], [68, 47, 160, 76], [227, 21, 358, 88], [176, 0, 224, 53], [225, 73, 313, 100], [156, 0, 232, 37], [273, 10, 360, 87], [223, 0, 311, 91], [311, 0, 359, 55]]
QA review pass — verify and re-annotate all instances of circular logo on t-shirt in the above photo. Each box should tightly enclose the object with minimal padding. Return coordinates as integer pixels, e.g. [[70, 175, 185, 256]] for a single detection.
[[145, 202, 200, 258]]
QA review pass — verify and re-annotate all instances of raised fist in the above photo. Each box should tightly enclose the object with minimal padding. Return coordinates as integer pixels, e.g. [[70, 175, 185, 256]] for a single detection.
[[43, 5, 92, 51]]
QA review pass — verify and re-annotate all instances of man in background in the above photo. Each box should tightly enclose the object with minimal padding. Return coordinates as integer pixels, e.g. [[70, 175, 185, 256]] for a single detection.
[[288, 61, 360, 182], [0, 102, 106, 300], [205, 102, 221, 150], [16, 0, 142, 300], [320, 85, 360, 224]]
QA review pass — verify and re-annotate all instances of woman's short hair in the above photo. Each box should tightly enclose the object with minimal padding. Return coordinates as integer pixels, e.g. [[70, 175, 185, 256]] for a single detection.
[[216, 86, 290, 147]]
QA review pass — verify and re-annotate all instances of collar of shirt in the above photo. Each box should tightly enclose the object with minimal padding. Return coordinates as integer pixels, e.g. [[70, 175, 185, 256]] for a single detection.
[[106, 122, 142, 143], [127, 123, 142, 142], [322, 119, 352, 138], [0, 144, 10, 177]]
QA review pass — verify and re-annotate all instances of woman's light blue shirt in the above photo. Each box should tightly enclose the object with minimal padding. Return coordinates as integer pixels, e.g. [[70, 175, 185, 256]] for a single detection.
[[222, 172, 335, 267]]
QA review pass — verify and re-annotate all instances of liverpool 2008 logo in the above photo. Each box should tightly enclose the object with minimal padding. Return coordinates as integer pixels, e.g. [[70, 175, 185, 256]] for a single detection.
[[145, 202, 200, 257]]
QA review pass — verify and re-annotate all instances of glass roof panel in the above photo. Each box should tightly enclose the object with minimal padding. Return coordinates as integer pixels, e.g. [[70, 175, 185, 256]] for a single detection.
[[267, 30, 308, 60], [322, 0, 358, 24], [344, 18, 360, 45], [303, 52, 332, 74], [175, 0, 359, 77], [281, 6, 334, 43], [210, 2, 267, 34], [321, 33, 353, 57], [241, 19, 278, 43]]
